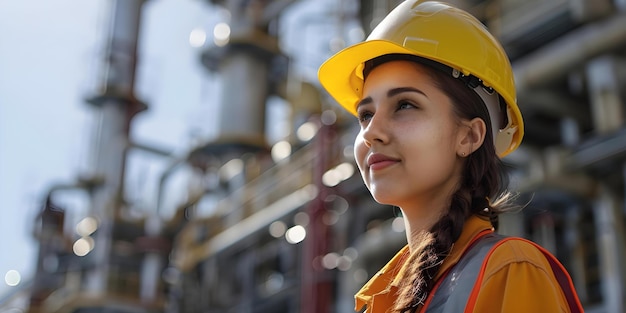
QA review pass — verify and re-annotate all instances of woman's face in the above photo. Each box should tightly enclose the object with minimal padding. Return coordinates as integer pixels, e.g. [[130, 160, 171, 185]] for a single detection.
[[354, 60, 465, 209]]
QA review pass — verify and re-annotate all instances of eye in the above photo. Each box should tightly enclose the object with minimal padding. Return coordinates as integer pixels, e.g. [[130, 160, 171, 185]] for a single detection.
[[396, 100, 417, 111], [357, 109, 373, 123]]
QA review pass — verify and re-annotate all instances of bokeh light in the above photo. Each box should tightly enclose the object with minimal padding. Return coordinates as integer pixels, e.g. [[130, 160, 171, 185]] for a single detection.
[[4, 270, 21, 287], [285, 225, 306, 244], [213, 22, 230, 46], [189, 27, 207, 47]]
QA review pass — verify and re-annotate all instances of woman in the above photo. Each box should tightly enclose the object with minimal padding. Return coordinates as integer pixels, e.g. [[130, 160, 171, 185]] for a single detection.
[[318, 1, 584, 312]]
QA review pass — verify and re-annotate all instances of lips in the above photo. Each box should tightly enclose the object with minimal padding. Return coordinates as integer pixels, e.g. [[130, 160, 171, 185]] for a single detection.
[[366, 153, 400, 170]]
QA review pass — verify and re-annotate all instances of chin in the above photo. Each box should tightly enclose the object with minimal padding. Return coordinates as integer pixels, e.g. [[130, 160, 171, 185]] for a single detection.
[[370, 193, 398, 206], [366, 184, 402, 205]]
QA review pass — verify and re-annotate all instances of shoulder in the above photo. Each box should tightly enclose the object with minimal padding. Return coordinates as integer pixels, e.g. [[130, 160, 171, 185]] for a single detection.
[[482, 236, 554, 279], [470, 237, 572, 312]]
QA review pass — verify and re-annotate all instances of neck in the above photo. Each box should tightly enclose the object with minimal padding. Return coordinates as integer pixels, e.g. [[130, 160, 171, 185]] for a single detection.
[[401, 206, 445, 252], [397, 185, 456, 252], [397, 170, 463, 252]]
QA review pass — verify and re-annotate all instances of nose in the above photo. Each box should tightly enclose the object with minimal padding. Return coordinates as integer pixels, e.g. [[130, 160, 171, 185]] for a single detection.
[[360, 114, 389, 148]]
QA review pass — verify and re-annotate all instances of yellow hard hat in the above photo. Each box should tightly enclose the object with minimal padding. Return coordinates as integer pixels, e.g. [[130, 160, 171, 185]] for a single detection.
[[318, 0, 523, 157]]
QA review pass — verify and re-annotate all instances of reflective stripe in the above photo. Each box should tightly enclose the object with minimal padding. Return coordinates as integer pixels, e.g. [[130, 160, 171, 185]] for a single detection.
[[425, 234, 504, 313]]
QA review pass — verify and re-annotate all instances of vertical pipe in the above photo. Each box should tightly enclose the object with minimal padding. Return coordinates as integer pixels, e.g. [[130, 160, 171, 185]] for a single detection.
[[85, 0, 146, 295], [28, 198, 66, 309], [564, 205, 588, 303], [201, 0, 277, 146], [140, 158, 184, 303], [586, 56, 624, 134], [217, 53, 269, 143], [586, 54, 626, 311], [300, 119, 332, 313], [592, 185, 625, 312]]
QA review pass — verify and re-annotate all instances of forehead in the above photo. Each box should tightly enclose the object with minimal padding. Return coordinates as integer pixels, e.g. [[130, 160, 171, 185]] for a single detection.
[[362, 60, 437, 92]]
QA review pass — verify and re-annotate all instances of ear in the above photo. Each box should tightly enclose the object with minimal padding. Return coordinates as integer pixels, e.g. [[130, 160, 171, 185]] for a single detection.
[[457, 117, 486, 157]]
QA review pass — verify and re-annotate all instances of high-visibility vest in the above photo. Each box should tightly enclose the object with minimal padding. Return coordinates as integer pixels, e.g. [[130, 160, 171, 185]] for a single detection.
[[421, 232, 584, 313]]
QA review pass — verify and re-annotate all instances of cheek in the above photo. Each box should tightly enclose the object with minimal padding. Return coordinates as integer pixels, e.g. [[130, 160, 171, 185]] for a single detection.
[[419, 119, 457, 148], [353, 134, 368, 172]]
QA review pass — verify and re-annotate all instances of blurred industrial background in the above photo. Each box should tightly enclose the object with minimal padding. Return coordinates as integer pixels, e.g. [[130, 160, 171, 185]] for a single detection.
[[1, 0, 626, 312]]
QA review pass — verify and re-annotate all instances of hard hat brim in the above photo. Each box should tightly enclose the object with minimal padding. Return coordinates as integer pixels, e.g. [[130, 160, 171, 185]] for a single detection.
[[318, 40, 417, 116]]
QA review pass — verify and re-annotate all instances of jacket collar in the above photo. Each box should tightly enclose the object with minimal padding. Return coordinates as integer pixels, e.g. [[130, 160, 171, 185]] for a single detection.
[[355, 215, 494, 312]]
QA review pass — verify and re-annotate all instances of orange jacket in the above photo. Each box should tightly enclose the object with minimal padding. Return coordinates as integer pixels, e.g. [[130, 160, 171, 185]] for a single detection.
[[355, 215, 578, 313]]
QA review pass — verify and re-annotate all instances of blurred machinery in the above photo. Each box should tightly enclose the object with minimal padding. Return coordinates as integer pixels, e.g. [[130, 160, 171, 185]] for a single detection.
[[1, 0, 626, 312]]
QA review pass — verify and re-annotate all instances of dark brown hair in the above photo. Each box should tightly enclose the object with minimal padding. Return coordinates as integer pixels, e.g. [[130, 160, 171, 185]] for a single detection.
[[364, 54, 514, 312]]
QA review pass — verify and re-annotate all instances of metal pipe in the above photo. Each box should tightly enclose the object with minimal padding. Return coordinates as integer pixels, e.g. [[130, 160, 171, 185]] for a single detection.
[[83, 0, 146, 297], [300, 121, 332, 313], [176, 184, 316, 271], [129, 139, 173, 158], [586, 56, 625, 134], [28, 183, 93, 311], [592, 185, 626, 313], [513, 12, 626, 92]]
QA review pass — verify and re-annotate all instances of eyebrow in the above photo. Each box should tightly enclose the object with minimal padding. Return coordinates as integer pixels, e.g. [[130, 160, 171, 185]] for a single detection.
[[356, 86, 428, 109]]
